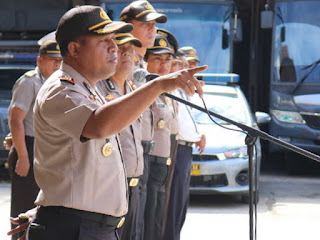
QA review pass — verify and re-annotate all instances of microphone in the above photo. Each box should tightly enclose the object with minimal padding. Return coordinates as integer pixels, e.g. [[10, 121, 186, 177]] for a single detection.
[[132, 69, 159, 83]]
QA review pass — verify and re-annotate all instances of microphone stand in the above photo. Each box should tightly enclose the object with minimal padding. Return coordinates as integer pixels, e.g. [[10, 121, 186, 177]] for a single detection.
[[163, 92, 320, 240]]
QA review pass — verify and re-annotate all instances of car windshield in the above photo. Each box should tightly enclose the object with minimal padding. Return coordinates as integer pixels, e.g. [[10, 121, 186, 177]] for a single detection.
[[273, 1, 320, 84], [105, 2, 231, 73], [190, 91, 249, 125]]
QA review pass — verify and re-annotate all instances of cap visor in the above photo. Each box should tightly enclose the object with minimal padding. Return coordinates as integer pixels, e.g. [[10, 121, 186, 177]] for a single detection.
[[46, 53, 62, 58], [95, 22, 133, 35], [186, 56, 200, 63], [139, 12, 167, 23], [115, 38, 142, 48], [147, 48, 174, 55]]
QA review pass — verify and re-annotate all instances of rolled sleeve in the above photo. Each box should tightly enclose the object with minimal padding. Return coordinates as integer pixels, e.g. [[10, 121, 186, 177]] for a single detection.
[[11, 77, 35, 114]]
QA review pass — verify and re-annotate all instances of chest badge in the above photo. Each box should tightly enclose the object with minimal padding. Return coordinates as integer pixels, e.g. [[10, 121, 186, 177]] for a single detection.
[[157, 118, 165, 129], [102, 140, 113, 157], [105, 94, 115, 101]]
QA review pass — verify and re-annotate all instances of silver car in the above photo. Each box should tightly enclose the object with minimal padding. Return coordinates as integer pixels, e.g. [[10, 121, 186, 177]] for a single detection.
[[189, 83, 269, 203]]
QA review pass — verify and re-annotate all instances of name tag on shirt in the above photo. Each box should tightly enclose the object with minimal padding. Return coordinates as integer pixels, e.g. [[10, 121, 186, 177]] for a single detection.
[[156, 103, 166, 108]]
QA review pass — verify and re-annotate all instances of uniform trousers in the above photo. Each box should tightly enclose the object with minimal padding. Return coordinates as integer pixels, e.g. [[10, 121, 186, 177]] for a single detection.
[[163, 144, 193, 240], [118, 179, 139, 240], [8, 136, 39, 240], [27, 206, 119, 240], [144, 156, 169, 240], [161, 134, 178, 237], [134, 152, 150, 240]]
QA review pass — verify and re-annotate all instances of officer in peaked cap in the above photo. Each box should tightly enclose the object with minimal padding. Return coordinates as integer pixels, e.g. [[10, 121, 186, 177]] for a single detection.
[[143, 33, 176, 240], [179, 46, 200, 68], [120, 0, 167, 70], [8, 39, 61, 240], [157, 28, 179, 54], [17, 4, 206, 240], [120, 0, 167, 24], [96, 33, 144, 240]]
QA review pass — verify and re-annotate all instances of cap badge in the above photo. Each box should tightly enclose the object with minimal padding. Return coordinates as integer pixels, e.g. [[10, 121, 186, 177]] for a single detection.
[[157, 119, 165, 129], [105, 94, 115, 101], [189, 50, 195, 55], [159, 39, 167, 47], [102, 141, 113, 157], [56, 44, 60, 51], [100, 10, 109, 20], [144, 2, 153, 10]]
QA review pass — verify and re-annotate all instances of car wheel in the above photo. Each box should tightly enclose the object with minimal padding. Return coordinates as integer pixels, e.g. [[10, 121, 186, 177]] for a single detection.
[[241, 190, 259, 204]]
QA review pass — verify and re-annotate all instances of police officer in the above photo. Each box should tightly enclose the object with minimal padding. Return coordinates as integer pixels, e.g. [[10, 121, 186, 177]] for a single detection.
[[8, 40, 61, 240], [97, 33, 143, 240], [164, 48, 206, 240], [179, 46, 201, 68], [24, 5, 206, 240], [157, 29, 181, 236], [143, 34, 176, 240], [120, 2, 167, 239], [120, 0, 167, 70]]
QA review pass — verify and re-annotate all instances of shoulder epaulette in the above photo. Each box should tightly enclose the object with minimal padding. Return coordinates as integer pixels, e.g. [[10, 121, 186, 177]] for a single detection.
[[24, 70, 37, 78], [60, 74, 75, 85]]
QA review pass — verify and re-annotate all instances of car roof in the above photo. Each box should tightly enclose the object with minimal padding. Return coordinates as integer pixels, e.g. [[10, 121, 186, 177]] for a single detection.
[[202, 84, 239, 95]]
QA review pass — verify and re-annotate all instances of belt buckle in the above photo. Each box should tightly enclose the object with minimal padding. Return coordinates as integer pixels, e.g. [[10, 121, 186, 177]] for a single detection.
[[129, 178, 139, 187], [117, 217, 125, 228], [166, 158, 172, 166]]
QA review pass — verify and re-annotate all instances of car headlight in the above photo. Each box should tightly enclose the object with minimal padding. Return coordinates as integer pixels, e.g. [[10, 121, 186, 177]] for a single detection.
[[224, 147, 248, 159], [270, 109, 305, 124]]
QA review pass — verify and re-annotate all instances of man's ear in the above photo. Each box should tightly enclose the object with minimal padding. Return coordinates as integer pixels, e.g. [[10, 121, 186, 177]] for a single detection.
[[68, 42, 80, 58]]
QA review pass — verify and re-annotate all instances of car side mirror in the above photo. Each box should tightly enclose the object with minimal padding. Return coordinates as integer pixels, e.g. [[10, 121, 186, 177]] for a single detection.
[[222, 27, 229, 49], [281, 26, 286, 42], [255, 112, 271, 125]]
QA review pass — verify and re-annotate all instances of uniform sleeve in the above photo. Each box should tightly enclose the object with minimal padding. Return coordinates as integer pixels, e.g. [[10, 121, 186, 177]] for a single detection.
[[10, 77, 35, 114], [39, 87, 100, 140]]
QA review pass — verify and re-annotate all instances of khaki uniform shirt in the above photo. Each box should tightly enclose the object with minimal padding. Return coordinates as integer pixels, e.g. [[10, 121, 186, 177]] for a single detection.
[[151, 95, 174, 158], [132, 52, 154, 142], [33, 63, 128, 217], [8, 67, 45, 137], [97, 78, 144, 178]]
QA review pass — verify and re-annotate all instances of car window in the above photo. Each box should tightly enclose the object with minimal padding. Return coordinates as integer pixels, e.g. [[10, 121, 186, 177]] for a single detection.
[[190, 91, 249, 125]]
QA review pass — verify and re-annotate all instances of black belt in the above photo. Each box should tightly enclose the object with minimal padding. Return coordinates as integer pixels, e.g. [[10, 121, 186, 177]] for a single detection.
[[149, 155, 171, 166], [177, 140, 194, 147], [141, 140, 155, 154], [38, 206, 125, 228]]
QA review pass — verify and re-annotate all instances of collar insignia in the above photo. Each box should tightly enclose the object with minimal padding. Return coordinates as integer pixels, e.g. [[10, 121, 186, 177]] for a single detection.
[[107, 79, 115, 90]]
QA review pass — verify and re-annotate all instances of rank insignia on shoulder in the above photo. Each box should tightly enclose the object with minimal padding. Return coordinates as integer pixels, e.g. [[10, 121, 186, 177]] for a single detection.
[[25, 70, 37, 77], [60, 75, 75, 85], [134, 55, 139, 63], [105, 94, 115, 101], [106, 79, 115, 90]]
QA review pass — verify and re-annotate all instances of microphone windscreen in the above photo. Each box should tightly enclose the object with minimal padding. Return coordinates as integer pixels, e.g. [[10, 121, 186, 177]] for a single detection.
[[133, 69, 149, 83]]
